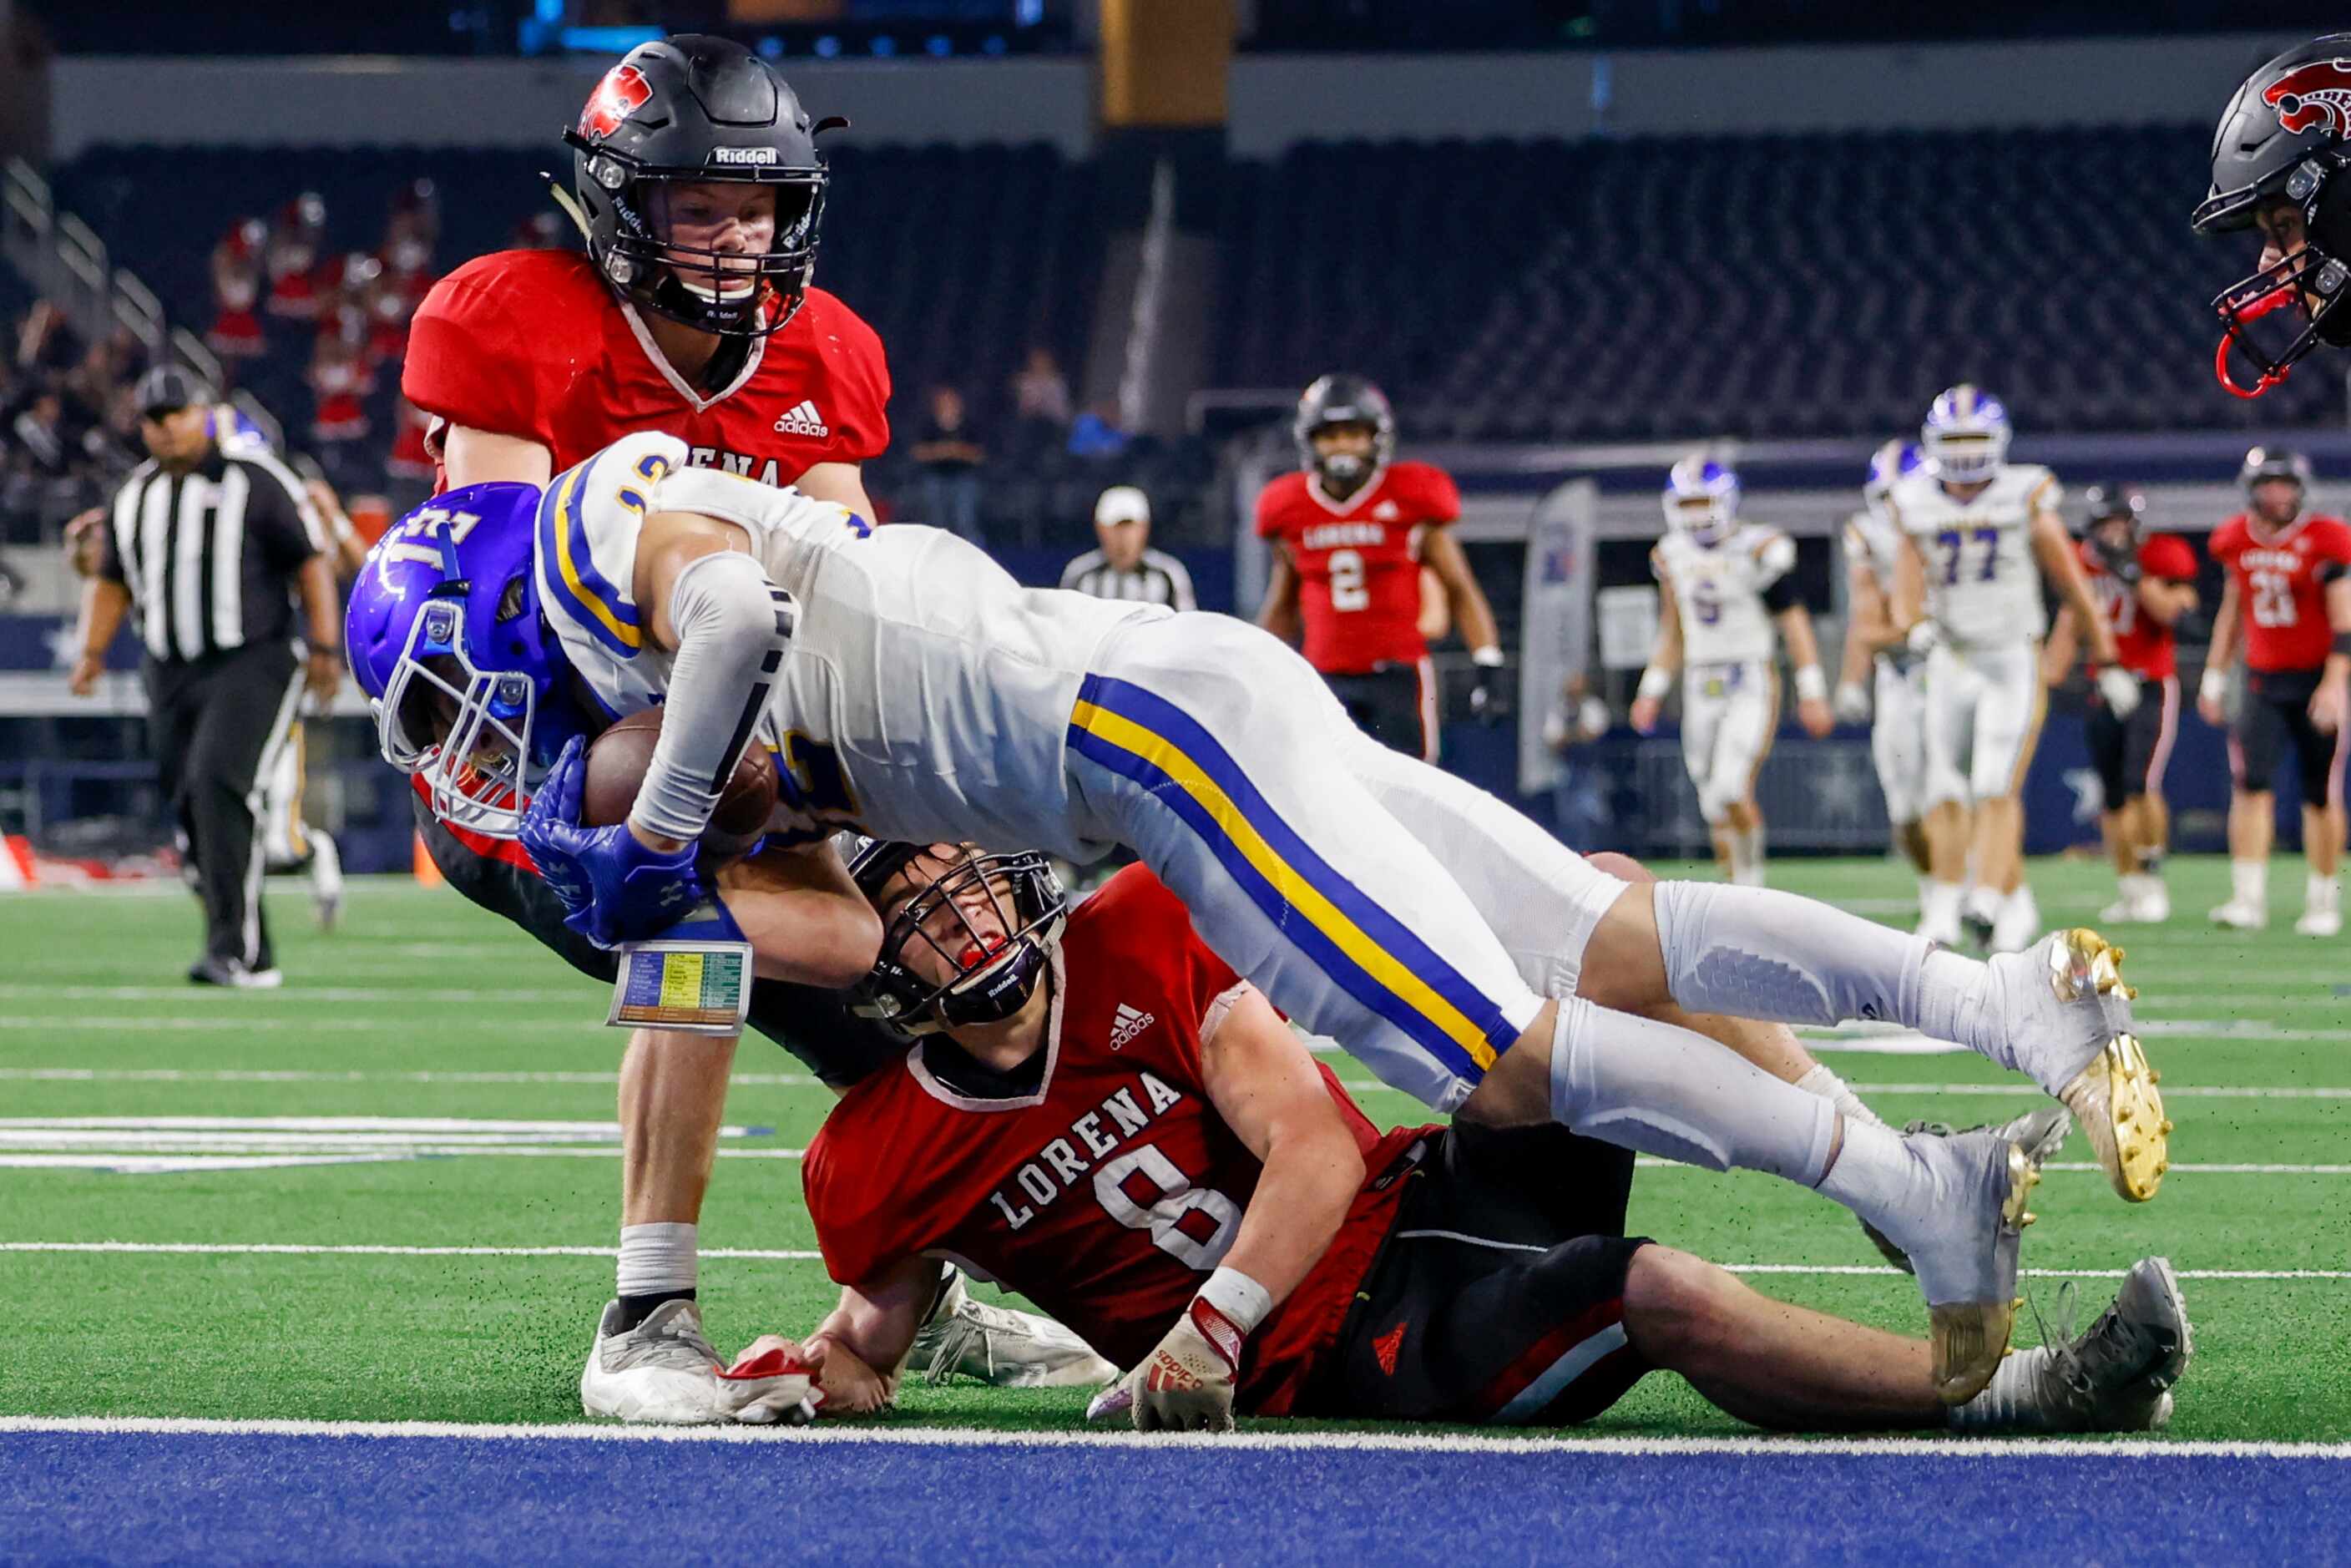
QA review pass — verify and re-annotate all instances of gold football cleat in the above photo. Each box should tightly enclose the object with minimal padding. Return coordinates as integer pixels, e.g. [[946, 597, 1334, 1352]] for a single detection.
[[1931, 1141, 2042, 1405], [2047, 929, 2170, 1202]]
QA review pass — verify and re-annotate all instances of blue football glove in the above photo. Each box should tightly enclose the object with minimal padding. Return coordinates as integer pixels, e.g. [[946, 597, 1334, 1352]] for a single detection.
[[519, 737, 709, 949]]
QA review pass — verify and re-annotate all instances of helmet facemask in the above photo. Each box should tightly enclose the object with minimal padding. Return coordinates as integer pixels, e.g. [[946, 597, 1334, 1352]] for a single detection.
[[576, 147, 827, 338], [850, 843, 1067, 1039], [374, 589, 545, 839], [1666, 489, 1734, 547], [2207, 157, 2351, 397]]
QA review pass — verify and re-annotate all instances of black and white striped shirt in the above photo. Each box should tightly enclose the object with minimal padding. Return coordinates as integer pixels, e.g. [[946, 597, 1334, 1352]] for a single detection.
[[99, 448, 325, 664], [1059, 547, 1196, 611]]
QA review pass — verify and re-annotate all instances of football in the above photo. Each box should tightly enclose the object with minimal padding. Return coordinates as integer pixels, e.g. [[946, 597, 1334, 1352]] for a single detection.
[[581, 707, 779, 867]]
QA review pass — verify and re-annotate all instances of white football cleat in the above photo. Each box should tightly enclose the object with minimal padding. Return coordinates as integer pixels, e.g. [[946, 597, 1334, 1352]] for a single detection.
[[910, 1269, 1117, 1389], [1877, 1107, 2065, 1405], [2101, 875, 2169, 925], [1986, 929, 2169, 1202], [2295, 906, 2343, 938], [2209, 898, 2267, 930], [581, 1298, 812, 1424]]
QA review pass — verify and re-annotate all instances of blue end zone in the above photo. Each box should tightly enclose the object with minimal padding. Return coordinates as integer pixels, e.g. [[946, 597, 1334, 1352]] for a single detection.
[[8, 1433, 2346, 1565]]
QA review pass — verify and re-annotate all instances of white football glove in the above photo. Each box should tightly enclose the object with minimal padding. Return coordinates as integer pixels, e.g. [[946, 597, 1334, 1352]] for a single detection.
[[1905, 620, 1942, 659], [1086, 1298, 1243, 1433], [2097, 665, 2143, 720], [719, 1341, 821, 1426], [1832, 679, 1872, 726]]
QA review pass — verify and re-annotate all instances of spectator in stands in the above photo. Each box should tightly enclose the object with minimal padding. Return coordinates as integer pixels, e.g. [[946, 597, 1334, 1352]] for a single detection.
[[10, 389, 72, 478], [1010, 344, 1072, 428], [16, 300, 83, 378], [1067, 401, 1130, 459], [265, 193, 328, 322], [912, 383, 988, 546], [1060, 485, 1196, 609], [209, 218, 268, 361], [306, 335, 372, 490]]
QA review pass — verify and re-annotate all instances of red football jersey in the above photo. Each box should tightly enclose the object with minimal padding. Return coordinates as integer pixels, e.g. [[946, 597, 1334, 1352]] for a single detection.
[[803, 864, 1429, 1416], [403, 249, 890, 487], [1255, 460, 1461, 675], [2209, 513, 2351, 672], [2077, 533, 2198, 681]]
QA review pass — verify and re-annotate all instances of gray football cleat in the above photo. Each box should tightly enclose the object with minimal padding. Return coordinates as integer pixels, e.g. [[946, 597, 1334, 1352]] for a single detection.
[[1957, 1257, 2192, 1432], [1987, 928, 2170, 1202], [1860, 1109, 2073, 1274], [580, 1297, 811, 1424], [910, 1268, 1118, 1389]]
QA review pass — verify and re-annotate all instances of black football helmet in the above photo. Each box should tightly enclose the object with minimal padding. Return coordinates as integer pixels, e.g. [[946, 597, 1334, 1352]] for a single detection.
[[2080, 481, 2148, 539], [845, 839, 1066, 1038], [2194, 36, 2351, 397], [1294, 374, 1395, 498], [565, 35, 841, 337]]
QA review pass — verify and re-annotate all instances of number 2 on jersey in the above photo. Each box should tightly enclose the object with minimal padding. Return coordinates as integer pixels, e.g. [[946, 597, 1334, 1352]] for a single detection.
[[1327, 549, 1369, 612], [1934, 526, 2000, 586]]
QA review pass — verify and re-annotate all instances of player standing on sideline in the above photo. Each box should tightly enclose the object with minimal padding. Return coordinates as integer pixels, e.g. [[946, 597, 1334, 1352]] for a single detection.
[[1630, 457, 1833, 886], [2198, 450, 2351, 935], [771, 842, 2187, 1436], [1837, 441, 1934, 918], [2042, 483, 2198, 925], [390, 33, 1090, 1418], [1255, 376, 1504, 763], [1889, 386, 2132, 953]]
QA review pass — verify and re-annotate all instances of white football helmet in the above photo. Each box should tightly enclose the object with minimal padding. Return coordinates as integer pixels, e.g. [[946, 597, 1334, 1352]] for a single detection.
[[1662, 455, 1739, 545], [1864, 438, 1924, 522], [1921, 384, 2010, 484]]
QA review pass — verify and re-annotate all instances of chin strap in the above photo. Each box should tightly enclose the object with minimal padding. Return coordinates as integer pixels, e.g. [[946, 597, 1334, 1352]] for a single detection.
[[2215, 282, 2301, 400]]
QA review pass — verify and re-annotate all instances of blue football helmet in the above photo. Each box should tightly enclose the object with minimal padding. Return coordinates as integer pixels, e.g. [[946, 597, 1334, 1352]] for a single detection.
[[345, 483, 592, 838], [1662, 455, 1739, 545], [1920, 384, 2010, 484], [1863, 438, 1925, 520]]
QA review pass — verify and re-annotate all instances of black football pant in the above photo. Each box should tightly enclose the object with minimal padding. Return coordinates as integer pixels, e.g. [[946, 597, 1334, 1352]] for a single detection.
[[1322, 661, 1436, 763], [2232, 667, 2347, 809], [147, 642, 302, 969]]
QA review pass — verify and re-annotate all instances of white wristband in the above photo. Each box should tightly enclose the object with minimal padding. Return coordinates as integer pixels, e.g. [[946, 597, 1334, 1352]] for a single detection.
[[1196, 1266, 1272, 1337], [1470, 645, 1506, 669], [2200, 667, 2228, 706], [1636, 667, 1673, 701], [1793, 665, 1828, 702]]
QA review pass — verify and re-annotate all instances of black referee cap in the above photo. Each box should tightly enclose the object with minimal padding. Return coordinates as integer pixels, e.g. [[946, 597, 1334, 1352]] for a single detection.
[[134, 366, 215, 418]]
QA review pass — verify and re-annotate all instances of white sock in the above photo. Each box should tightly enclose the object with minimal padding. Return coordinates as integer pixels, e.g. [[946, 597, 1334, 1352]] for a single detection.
[[1795, 1062, 1888, 1130], [1546, 995, 1838, 1183], [1924, 881, 1965, 933], [2308, 871, 2340, 914], [1947, 1345, 2055, 1431], [2232, 858, 2267, 908], [617, 1222, 699, 1298], [1913, 946, 2010, 1070], [1813, 1117, 1936, 1247], [1964, 884, 2003, 926], [1917, 877, 1934, 919], [1735, 823, 1767, 886]]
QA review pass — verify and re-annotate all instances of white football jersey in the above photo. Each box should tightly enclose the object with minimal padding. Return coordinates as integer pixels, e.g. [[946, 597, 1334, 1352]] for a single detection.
[[1653, 524, 1794, 666], [534, 432, 1157, 858], [1888, 464, 2058, 648], [1843, 508, 1905, 604]]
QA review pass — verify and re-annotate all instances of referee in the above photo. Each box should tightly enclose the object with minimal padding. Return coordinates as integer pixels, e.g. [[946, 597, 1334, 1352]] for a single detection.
[[1059, 486, 1196, 609], [68, 367, 342, 987]]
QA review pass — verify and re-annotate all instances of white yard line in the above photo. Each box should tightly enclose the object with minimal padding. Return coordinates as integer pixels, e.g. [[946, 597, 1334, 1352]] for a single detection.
[[3, 1241, 2338, 1281], [0, 1414, 2340, 1459]]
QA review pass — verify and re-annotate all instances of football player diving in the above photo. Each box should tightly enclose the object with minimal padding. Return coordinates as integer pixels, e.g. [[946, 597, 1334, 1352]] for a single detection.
[[383, 33, 1105, 1419], [749, 840, 2189, 1435], [351, 426, 2172, 1408]]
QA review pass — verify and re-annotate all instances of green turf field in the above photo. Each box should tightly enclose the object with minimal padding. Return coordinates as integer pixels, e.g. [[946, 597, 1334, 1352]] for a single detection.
[[1, 855, 2344, 1437]]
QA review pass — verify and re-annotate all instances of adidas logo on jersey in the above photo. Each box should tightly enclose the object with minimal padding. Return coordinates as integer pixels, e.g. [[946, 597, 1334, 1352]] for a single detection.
[[773, 400, 830, 438], [1373, 1322, 1406, 1376], [1373, 500, 1402, 521], [1108, 1003, 1155, 1051]]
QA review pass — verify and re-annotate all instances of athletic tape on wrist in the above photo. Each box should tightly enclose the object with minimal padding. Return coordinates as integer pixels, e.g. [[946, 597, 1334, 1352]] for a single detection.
[[1793, 665, 1828, 702], [1636, 667, 1673, 701], [1196, 1266, 1272, 1338]]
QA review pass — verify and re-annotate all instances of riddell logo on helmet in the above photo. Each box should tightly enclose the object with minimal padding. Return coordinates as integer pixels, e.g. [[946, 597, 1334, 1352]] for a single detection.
[[711, 147, 780, 166], [580, 64, 653, 139], [2264, 59, 2351, 136]]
